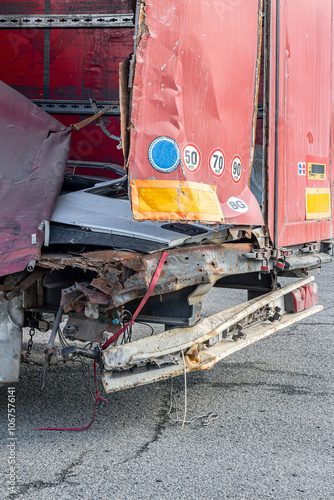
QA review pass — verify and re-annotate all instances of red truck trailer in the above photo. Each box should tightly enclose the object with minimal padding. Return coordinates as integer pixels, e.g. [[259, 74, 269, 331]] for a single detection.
[[0, 0, 333, 392]]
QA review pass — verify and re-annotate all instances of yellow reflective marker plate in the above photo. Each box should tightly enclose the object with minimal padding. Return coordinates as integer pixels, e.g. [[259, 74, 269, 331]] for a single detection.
[[131, 179, 224, 222], [305, 188, 331, 219]]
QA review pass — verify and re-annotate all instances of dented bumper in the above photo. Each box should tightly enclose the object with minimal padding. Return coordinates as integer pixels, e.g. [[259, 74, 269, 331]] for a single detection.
[[101, 276, 322, 393]]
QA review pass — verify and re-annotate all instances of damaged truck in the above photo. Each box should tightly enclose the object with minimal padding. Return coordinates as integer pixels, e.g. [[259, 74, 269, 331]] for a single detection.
[[0, 0, 333, 393]]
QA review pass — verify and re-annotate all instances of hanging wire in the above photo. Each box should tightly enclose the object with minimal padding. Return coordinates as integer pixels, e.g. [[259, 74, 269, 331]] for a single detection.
[[166, 350, 219, 429]]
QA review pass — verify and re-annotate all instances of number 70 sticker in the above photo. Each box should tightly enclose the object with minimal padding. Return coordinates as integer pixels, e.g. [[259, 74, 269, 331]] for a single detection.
[[231, 155, 243, 183], [209, 148, 225, 177]]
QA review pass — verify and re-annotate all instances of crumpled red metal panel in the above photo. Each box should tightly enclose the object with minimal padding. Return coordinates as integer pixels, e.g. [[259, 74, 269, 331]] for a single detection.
[[128, 0, 263, 225], [0, 81, 71, 277]]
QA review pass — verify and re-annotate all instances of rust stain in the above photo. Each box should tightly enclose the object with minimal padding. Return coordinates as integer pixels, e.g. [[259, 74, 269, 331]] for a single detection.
[[185, 351, 216, 372]]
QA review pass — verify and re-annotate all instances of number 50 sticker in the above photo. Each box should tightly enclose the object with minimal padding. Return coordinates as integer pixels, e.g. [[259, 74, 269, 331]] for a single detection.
[[231, 155, 243, 183], [182, 143, 201, 173]]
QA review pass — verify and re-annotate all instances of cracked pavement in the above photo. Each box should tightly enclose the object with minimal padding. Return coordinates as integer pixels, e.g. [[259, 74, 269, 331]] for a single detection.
[[1, 264, 334, 500]]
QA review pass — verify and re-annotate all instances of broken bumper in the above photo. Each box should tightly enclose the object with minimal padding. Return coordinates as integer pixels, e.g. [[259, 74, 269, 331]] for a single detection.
[[101, 276, 322, 393]]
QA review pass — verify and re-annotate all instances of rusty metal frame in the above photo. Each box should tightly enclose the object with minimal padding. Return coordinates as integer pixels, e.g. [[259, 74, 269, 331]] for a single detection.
[[36, 237, 331, 316], [37, 242, 266, 312]]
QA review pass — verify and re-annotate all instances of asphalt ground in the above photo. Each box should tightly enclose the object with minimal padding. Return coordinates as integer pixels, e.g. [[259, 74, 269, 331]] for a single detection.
[[1, 264, 333, 500]]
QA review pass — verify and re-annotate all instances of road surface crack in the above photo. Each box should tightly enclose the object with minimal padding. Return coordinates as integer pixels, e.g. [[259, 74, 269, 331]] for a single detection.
[[7, 450, 86, 499], [211, 380, 332, 397], [224, 362, 323, 379], [119, 394, 169, 465]]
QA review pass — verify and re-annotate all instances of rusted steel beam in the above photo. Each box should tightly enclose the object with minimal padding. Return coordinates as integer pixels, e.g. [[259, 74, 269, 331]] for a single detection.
[[38, 243, 265, 311]]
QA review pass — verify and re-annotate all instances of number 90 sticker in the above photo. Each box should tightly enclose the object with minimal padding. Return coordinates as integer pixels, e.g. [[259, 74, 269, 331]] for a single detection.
[[209, 148, 225, 177], [231, 155, 243, 183], [182, 143, 202, 173]]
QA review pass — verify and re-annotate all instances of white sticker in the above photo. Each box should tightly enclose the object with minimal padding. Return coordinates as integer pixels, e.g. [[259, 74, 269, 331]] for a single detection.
[[231, 155, 243, 183], [227, 197, 248, 213], [209, 148, 225, 177], [298, 162, 306, 175], [182, 143, 201, 173]]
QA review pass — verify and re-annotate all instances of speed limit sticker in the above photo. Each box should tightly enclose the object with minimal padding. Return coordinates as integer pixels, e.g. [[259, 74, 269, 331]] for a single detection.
[[231, 155, 243, 183], [209, 148, 225, 177], [182, 143, 201, 173]]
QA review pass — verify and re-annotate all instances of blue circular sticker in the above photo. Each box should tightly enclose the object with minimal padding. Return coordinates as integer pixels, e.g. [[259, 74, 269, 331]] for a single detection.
[[148, 136, 181, 173]]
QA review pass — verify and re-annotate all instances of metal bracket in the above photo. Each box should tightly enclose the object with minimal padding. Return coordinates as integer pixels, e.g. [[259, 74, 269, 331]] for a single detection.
[[244, 248, 271, 261], [271, 247, 295, 259], [321, 240, 334, 257], [89, 98, 122, 148], [32, 100, 120, 116], [62, 345, 100, 361], [243, 249, 274, 274], [300, 243, 321, 254], [0, 14, 134, 29]]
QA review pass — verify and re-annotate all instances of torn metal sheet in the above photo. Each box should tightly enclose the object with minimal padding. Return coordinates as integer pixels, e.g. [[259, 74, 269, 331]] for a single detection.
[[128, 0, 263, 225], [51, 188, 231, 250], [0, 81, 71, 278], [38, 242, 268, 312], [48, 224, 169, 254]]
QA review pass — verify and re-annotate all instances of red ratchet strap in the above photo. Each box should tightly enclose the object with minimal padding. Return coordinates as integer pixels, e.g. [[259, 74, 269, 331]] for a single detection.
[[101, 250, 169, 350], [36, 360, 107, 431], [36, 251, 168, 432]]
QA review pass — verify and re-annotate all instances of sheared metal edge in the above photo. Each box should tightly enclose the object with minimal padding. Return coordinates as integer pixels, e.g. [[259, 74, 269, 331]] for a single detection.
[[126, 0, 149, 178], [102, 304, 322, 393], [102, 275, 315, 369], [248, 0, 264, 187]]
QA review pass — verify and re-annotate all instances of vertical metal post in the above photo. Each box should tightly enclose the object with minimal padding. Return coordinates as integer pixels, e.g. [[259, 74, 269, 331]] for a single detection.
[[262, 0, 271, 224], [273, 0, 280, 248], [39, 305, 63, 390], [43, 0, 51, 99]]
